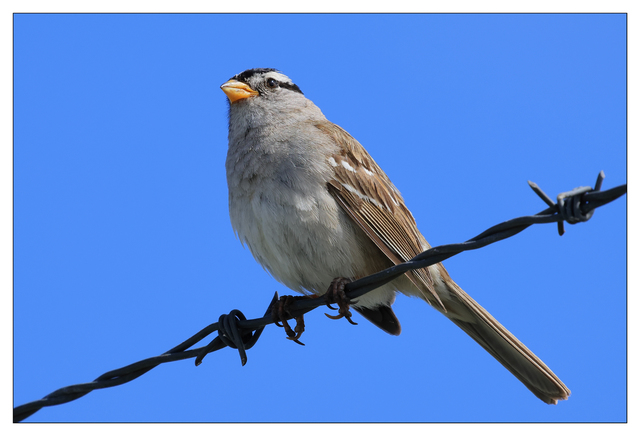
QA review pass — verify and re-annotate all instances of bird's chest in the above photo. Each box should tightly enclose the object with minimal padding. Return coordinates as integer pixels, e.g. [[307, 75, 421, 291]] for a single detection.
[[226, 144, 353, 291], [230, 167, 332, 248]]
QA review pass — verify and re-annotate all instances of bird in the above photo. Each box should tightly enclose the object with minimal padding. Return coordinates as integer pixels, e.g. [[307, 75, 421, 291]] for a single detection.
[[220, 68, 570, 404]]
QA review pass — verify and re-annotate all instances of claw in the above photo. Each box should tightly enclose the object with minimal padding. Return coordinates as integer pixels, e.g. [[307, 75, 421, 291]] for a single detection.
[[286, 316, 306, 345], [271, 295, 308, 346], [323, 277, 358, 326]]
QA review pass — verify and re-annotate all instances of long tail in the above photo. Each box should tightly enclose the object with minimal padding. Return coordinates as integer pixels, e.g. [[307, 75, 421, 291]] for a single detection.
[[437, 278, 570, 404]]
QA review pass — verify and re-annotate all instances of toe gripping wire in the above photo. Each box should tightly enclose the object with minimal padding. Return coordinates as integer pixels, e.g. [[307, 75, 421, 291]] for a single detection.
[[14, 171, 626, 422], [528, 171, 605, 236]]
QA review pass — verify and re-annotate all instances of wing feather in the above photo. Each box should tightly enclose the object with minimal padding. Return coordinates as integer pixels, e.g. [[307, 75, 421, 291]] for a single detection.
[[319, 122, 444, 309]]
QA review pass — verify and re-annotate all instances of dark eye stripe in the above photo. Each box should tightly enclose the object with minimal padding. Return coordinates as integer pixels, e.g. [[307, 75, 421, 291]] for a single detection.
[[278, 81, 303, 95], [229, 68, 304, 95]]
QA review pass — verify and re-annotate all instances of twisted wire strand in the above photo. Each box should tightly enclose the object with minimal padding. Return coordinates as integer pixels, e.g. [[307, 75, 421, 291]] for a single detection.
[[14, 172, 626, 422]]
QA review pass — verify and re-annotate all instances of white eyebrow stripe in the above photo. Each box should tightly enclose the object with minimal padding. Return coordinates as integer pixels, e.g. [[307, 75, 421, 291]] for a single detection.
[[266, 71, 294, 84]]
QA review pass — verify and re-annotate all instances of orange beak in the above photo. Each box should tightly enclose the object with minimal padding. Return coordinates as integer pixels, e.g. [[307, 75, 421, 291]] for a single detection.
[[220, 79, 259, 103]]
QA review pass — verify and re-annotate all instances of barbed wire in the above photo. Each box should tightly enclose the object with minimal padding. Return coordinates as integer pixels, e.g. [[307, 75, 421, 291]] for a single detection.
[[13, 171, 626, 422]]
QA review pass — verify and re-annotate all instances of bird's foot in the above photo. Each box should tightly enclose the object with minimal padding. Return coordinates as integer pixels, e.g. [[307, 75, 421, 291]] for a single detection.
[[324, 277, 358, 326], [271, 295, 308, 346]]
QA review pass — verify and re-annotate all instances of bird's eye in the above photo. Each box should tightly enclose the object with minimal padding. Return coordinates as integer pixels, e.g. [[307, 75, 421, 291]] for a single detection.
[[266, 78, 278, 88]]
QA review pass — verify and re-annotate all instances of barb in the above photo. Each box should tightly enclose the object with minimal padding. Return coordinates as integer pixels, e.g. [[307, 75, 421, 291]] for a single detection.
[[14, 172, 626, 422]]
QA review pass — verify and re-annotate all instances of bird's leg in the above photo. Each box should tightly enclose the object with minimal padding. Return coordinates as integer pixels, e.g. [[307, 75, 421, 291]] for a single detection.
[[271, 295, 307, 345], [324, 277, 358, 326]]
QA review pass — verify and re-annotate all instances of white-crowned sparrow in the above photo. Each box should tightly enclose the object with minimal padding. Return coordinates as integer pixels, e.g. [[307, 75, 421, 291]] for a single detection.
[[221, 68, 570, 404]]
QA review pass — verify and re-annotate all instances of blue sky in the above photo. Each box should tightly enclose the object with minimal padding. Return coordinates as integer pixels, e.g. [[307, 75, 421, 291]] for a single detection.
[[14, 13, 626, 423]]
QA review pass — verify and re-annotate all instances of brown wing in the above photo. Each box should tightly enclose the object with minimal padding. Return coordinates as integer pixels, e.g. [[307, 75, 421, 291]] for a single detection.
[[317, 122, 444, 310], [317, 123, 570, 403]]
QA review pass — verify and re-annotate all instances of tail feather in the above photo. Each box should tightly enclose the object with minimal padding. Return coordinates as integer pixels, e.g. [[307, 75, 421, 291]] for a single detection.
[[354, 306, 401, 336], [441, 279, 570, 404]]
